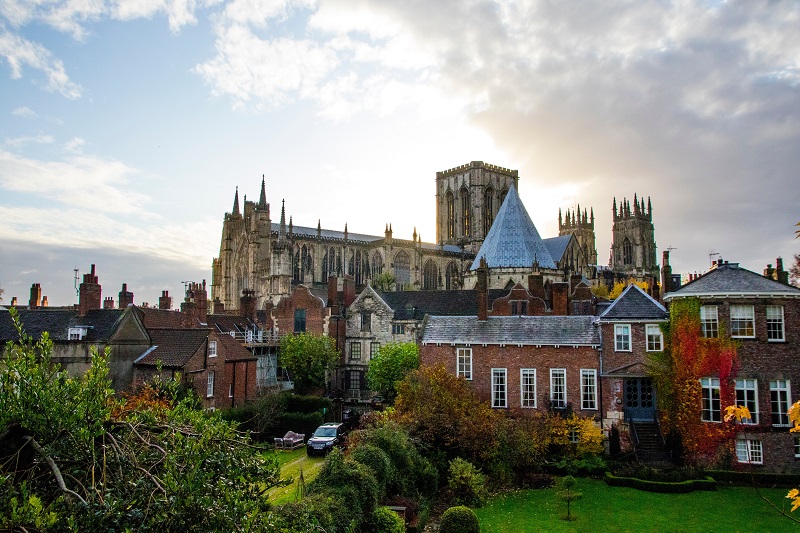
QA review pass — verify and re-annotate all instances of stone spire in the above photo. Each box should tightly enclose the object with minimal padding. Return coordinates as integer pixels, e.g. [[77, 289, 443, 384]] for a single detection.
[[258, 174, 267, 209], [279, 200, 286, 241], [232, 186, 240, 216]]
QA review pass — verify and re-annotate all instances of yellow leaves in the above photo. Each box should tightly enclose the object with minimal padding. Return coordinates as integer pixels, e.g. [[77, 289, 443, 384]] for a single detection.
[[723, 405, 752, 424], [789, 400, 800, 433], [787, 489, 800, 512]]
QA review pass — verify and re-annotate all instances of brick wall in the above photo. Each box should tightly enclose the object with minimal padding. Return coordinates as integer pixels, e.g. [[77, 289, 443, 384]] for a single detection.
[[273, 284, 328, 335], [421, 343, 601, 417]]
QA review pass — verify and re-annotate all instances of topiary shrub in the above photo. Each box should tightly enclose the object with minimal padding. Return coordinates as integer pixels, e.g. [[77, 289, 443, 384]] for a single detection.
[[350, 444, 394, 496], [447, 457, 488, 507], [372, 506, 406, 533], [439, 506, 479, 533]]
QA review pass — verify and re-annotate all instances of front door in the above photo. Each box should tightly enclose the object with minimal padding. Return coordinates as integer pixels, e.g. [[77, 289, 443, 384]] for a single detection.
[[625, 378, 655, 422]]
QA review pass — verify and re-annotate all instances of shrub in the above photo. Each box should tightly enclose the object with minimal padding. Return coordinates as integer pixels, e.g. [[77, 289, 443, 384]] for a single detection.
[[448, 458, 489, 508], [372, 506, 406, 533], [279, 411, 324, 439], [307, 449, 380, 530], [284, 393, 333, 414], [604, 472, 717, 493], [439, 506, 479, 533], [553, 454, 608, 476], [351, 444, 394, 496], [350, 422, 438, 499]]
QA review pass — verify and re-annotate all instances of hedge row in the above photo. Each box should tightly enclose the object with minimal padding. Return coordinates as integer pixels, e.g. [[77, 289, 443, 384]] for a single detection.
[[706, 470, 800, 487], [604, 472, 717, 493]]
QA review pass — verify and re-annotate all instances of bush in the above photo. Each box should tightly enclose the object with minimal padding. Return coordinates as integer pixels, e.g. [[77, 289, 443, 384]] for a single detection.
[[373, 506, 406, 533], [284, 393, 333, 414], [439, 506, 479, 533], [351, 444, 394, 496], [604, 472, 717, 493], [308, 449, 380, 530], [279, 411, 324, 439], [553, 454, 608, 476], [448, 458, 488, 508]]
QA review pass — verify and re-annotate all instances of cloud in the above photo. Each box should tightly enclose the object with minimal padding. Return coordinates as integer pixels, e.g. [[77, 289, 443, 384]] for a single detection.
[[0, 30, 82, 98], [63, 137, 87, 153], [11, 106, 36, 118], [0, 149, 152, 215], [4, 134, 54, 148]]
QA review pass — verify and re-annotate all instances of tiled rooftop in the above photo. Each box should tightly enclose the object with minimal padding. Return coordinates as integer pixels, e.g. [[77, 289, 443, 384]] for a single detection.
[[470, 184, 557, 270], [599, 284, 668, 321], [664, 262, 800, 300], [422, 315, 600, 346]]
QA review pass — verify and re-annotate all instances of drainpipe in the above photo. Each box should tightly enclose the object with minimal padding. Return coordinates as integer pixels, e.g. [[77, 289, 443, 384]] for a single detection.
[[595, 318, 606, 437]]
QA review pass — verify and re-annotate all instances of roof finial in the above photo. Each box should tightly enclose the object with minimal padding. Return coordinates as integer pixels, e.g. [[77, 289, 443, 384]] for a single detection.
[[232, 186, 240, 216], [258, 174, 267, 209]]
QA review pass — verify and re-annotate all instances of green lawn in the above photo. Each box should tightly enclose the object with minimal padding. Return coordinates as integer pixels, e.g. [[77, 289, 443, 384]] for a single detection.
[[267, 447, 326, 505], [474, 478, 799, 532]]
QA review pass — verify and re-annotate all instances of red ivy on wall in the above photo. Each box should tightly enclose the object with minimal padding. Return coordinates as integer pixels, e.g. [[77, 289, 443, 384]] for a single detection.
[[651, 298, 739, 464]]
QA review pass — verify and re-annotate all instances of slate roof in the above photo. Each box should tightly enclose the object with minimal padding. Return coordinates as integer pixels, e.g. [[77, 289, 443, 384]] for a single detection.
[[543, 235, 572, 264], [271, 223, 462, 253], [0, 308, 125, 342], [135, 307, 185, 328], [470, 184, 557, 270], [664, 262, 800, 300], [134, 328, 210, 367], [599, 284, 668, 321], [421, 315, 600, 346], [216, 333, 257, 361], [207, 314, 257, 334], [377, 289, 507, 320]]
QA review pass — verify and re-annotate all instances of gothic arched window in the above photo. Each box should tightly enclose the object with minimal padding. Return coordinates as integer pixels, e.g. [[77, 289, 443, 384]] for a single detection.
[[423, 260, 439, 290], [500, 187, 508, 206], [483, 186, 494, 236], [394, 250, 411, 290], [371, 251, 383, 279], [460, 186, 471, 237], [623, 237, 633, 265], [446, 191, 455, 240], [445, 261, 460, 290]]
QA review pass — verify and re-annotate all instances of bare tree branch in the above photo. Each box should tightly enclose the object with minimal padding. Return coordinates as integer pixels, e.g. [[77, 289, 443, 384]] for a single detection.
[[23, 436, 87, 506]]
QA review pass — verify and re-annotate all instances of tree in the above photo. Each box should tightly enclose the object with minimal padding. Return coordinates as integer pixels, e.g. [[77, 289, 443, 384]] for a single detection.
[[608, 278, 648, 299], [279, 332, 339, 394], [790, 253, 800, 287], [367, 342, 420, 401], [557, 475, 582, 521], [394, 364, 501, 465], [0, 309, 282, 531], [373, 271, 397, 292]]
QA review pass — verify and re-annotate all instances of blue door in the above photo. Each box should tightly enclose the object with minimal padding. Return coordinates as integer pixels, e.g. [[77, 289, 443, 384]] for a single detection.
[[625, 378, 655, 422]]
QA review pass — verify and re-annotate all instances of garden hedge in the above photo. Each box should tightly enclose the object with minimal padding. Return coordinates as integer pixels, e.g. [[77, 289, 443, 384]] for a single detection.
[[604, 471, 717, 493]]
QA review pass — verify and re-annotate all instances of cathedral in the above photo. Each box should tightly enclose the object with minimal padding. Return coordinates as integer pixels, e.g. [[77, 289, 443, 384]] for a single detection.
[[211, 161, 658, 311]]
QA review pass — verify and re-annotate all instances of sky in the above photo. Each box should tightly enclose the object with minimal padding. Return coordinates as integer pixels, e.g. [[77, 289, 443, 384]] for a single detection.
[[1, 0, 799, 307]]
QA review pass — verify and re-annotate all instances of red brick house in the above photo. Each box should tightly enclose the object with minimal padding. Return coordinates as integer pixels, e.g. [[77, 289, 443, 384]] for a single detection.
[[664, 260, 800, 472]]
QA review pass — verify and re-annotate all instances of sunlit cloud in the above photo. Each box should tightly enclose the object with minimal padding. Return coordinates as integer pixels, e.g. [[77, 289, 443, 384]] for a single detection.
[[11, 106, 36, 118]]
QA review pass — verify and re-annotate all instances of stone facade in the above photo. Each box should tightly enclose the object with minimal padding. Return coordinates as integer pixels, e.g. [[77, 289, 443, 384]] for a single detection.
[[610, 195, 658, 278]]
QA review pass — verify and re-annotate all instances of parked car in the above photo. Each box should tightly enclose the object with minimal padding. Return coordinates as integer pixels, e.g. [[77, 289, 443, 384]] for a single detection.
[[306, 422, 345, 456]]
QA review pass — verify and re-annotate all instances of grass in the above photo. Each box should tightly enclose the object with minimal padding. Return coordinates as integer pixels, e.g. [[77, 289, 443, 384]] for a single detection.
[[266, 447, 326, 505], [474, 478, 799, 532]]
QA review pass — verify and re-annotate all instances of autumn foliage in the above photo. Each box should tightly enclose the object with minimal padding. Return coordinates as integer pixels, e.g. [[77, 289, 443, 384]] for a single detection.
[[649, 298, 740, 464]]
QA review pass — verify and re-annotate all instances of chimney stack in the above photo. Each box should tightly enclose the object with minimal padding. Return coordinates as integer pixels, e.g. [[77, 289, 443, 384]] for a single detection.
[[118, 283, 134, 308], [29, 283, 42, 308], [79, 264, 102, 316], [159, 290, 173, 310], [41, 296, 48, 307], [476, 257, 488, 321], [103, 297, 115, 309], [776, 257, 789, 285], [551, 282, 569, 315], [661, 250, 673, 296], [240, 289, 257, 322], [10, 297, 18, 307], [181, 280, 208, 326]]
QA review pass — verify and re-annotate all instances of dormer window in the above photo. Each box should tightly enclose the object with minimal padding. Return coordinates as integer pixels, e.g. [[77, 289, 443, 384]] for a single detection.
[[68, 327, 88, 340]]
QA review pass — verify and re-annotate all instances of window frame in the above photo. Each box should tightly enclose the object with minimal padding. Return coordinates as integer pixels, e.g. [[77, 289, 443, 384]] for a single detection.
[[208, 340, 217, 358], [580, 369, 598, 410], [700, 377, 721, 422], [370, 342, 380, 358], [206, 371, 215, 398], [766, 305, 785, 342], [68, 326, 88, 340], [735, 437, 763, 464], [349, 342, 362, 361], [614, 324, 631, 352], [520, 368, 537, 408], [794, 436, 800, 459], [700, 305, 719, 338], [645, 324, 663, 352], [550, 368, 567, 409], [770, 379, 792, 427], [730, 304, 755, 338], [294, 308, 307, 333], [456, 348, 472, 380], [491, 368, 507, 408], [360, 311, 372, 332], [734, 378, 759, 424]]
